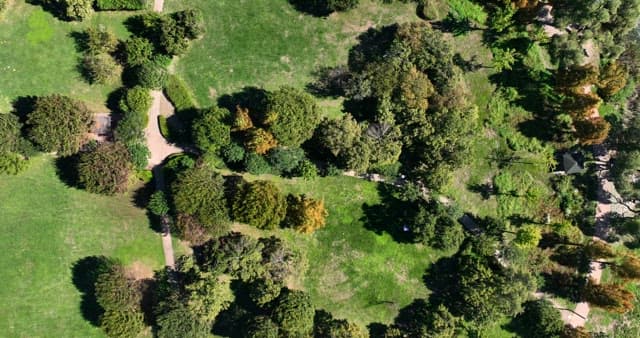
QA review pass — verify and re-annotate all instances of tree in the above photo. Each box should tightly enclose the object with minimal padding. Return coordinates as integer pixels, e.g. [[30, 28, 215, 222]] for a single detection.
[[259, 236, 297, 282], [64, 0, 93, 21], [272, 289, 315, 338], [514, 225, 542, 249], [264, 86, 321, 147], [0, 113, 24, 154], [514, 300, 564, 338], [200, 232, 266, 281], [243, 153, 272, 175], [393, 300, 458, 338], [158, 17, 190, 55], [243, 316, 279, 338], [232, 180, 287, 230], [27, 95, 92, 155], [612, 150, 640, 202], [99, 309, 145, 338], [135, 57, 169, 89], [599, 62, 628, 99], [171, 164, 229, 236], [314, 114, 361, 158], [285, 194, 327, 234], [222, 142, 245, 164], [398, 66, 434, 112], [174, 213, 209, 245], [125, 142, 149, 170], [78, 143, 132, 195], [584, 282, 635, 313], [233, 106, 254, 131], [172, 9, 204, 39], [245, 128, 278, 155], [192, 107, 231, 153], [83, 53, 121, 84], [148, 190, 169, 216], [433, 216, 465, 251], [613, 255, 640, 281], [83, 26, 118, 55], [123, 37, 154, 67], [248, 278, 283, 307], [156, 303, 211, 338], [574, 117, 610, 145], [185, 272, 234, 323]]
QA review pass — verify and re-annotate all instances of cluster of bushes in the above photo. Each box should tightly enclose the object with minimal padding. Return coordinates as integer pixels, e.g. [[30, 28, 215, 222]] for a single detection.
[[113, 86, 152, 170], [0, 112, 35, 175], [165, 162, 328, 244], [42, 0, 147, 21], [79, 26, 121, 85]]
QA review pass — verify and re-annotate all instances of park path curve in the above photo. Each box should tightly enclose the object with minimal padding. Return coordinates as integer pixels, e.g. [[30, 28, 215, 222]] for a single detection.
[[144, 90, 182, 168]]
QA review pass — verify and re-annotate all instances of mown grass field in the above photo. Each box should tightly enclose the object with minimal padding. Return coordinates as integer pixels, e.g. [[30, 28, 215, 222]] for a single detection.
[[0, 156, 164, 337], [165, 0, 417, 107], [229, 173, 439, 325], [0, 1, 133, 112]]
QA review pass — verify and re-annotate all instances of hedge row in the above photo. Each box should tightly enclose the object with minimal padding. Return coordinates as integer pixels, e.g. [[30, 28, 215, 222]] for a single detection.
[[164, 74, 197, 111], [96, 0, 146, 10]]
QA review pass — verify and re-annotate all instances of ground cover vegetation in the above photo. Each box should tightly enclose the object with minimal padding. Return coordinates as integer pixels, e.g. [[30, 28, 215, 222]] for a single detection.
[[6, 0, 640, 337]]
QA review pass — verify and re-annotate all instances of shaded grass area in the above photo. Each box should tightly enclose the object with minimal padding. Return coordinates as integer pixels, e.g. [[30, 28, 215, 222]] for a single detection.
[[227, 173, 437, 325], [0, 2, 133, 112], [0, 156, 163, 337], [165, 0, 417, 108]]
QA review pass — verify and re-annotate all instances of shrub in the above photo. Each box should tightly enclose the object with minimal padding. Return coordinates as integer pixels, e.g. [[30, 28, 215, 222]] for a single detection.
[[267, 147, 305, 175], [158, 17, 189, 56], [233, 180, 287, 230], [64, 0, 94, 21], [514, 300, 564, 338], [123, 37, 154, 67], [222, 142, 245, 164], [100, 309, 145, 338], [243, 316, 279, 338], [96, 0, 146, 11], [82, 53, 121, 84], [192, 107, 231, 153], [245, 128, 277, 155], [0, 152, 28, 175], [148, 191, 169, 216], [27, 95, 93, 156], [447, 0, 487, 25], [78, 143, 133, 195], [119, 86, 152, 118], [164, 74, 197, 111], [244, 153, 271, 175], [285, 194, 327, 234], [115, 113, 146, 145], [83, 27, 118, 55], [125, 142, 149, 170], [294, 159, 318, 180], [0, 113, 24, 153], [158, 116, 171, 141], [135, 57, 168, 89]]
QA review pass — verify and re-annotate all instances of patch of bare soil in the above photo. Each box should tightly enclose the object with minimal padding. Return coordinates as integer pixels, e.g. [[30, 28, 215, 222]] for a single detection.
[[126, 261, 154, 280]]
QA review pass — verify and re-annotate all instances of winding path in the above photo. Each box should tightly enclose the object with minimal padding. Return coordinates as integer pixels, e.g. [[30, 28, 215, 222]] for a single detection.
[[148, 0, 178, 269]]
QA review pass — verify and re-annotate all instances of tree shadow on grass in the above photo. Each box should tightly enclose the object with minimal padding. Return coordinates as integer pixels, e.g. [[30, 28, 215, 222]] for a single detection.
[[54, 153, 81, 188], [287, 0, 332, 17], [11, 96, 37, 125], [25, 0, 68, 21], [71, 256, 116, 326], [217, 87, 268, 124], [361, 183, 416, 243]]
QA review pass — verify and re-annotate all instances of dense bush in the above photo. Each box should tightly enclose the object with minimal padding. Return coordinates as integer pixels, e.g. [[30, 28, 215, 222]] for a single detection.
[[233, 180, 287, 230], [64, 0, 94, 21], [172, 9, 204, 39], [27, 95, 93, 155], [222, 142, 245, 164], [294, 159, 318, 180], [83, 27, 118, 55], [82, 53, 121, 84], [245, 128, 277, 155], [244, 153, 271, 175], [158, 17, 190, 56], [0, 152, 28, 175], [271, 289, 315, 338], [264, 86, 320, 147], [0, 113, 24, 154], [171, 164, 229, 235], [192, 107, 231, 153], [156, 303, 211, 338], [285, 194, 327, 233], [78, 142, 133, 195], [96, 0, 146, 11], [135, 57, 169, 89], [243, 316, 279, 338], [114, 112, 146, 146], [122, 37, 154, 67], [148, 190, 169, 216], [119, 86, 152, 117], [267, 147, 305, 175], [164, 74, 197, 111], [200, 232, 266, 281], [158, 116, 171, 140], [125, 142, 149, 170]]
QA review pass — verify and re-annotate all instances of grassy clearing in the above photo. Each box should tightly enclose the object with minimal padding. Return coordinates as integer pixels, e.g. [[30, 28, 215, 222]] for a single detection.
[[0, 2, 133, 112], [227, 172, 438, 325], [165, 0, 417, 108], [0, 156, 163, 337]]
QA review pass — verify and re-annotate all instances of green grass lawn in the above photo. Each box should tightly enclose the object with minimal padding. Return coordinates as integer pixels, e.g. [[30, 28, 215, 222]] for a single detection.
[[0, 156, 163, 338], [165, 0, 417, 108], [0, 1, 134, 112], [229, 173, 439, 325]]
